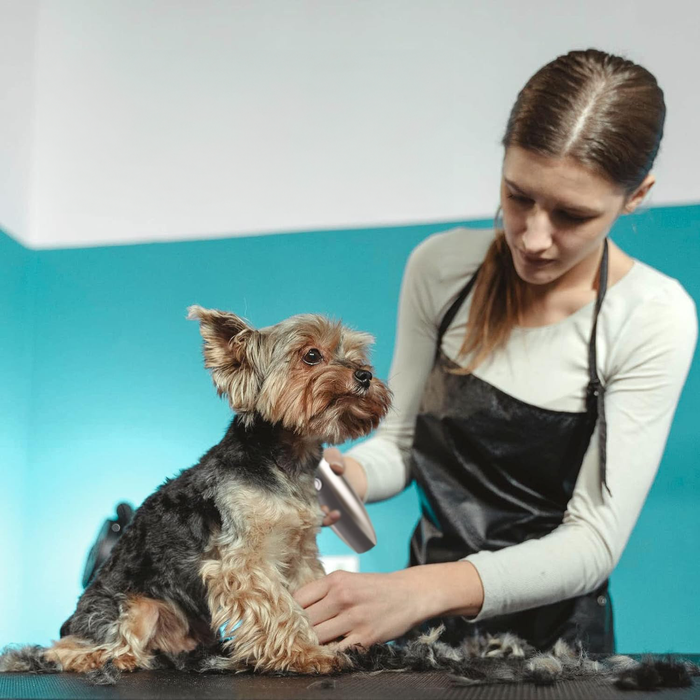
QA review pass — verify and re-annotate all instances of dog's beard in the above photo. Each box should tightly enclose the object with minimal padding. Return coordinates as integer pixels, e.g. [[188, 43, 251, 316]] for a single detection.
[[307, 392, 391, 444], [255, 369, 392, 443]]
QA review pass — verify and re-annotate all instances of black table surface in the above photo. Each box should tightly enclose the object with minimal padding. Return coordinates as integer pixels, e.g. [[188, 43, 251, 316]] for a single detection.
[[1, 655, 699, 700]]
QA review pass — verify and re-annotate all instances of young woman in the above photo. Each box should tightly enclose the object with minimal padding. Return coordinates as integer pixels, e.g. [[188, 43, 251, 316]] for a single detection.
[[293, 48, 698, 654]]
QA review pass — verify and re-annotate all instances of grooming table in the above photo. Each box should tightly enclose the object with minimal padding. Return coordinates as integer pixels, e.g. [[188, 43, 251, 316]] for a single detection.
[[1, 655, 699, 699]]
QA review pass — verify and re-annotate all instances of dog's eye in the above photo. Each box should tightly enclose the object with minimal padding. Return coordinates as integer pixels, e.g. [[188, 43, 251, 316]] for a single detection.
[[303, 349, 324, 366]]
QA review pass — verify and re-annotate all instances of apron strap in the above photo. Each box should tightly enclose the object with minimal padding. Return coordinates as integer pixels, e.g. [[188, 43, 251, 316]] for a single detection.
[[435, 238, 612, 497], [588, 238, 611, 497], [435, 267, 481, 363]]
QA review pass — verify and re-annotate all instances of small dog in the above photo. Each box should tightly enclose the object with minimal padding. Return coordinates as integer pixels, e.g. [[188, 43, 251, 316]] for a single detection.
[[0, 307, 391, 678]]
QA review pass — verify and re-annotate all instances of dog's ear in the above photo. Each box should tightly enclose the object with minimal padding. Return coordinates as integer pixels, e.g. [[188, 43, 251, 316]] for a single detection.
[[187, 305, 264, 411]]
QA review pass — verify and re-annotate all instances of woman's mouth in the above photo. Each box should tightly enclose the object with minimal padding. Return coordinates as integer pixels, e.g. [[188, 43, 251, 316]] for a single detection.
[[517, 249, 555, 266]]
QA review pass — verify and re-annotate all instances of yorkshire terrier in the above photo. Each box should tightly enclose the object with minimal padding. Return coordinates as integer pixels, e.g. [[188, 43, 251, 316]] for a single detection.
[[0, 307, 391, 679]]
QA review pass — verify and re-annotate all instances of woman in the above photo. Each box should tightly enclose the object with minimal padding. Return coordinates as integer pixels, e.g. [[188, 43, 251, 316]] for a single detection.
[[292, 49, 697, 654]]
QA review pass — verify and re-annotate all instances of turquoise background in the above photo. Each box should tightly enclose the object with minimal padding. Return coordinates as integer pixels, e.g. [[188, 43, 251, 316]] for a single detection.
[[1, 205, 698, 652], [0, 232, 33, 650]]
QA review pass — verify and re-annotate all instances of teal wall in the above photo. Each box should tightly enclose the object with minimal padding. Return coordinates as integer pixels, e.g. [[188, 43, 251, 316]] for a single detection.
[[0, 229, 33, 647], [1, 206, 698, 653]]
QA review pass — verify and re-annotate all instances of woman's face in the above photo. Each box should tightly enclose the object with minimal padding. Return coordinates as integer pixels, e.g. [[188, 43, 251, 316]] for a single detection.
[[500, 146, 637, 287]]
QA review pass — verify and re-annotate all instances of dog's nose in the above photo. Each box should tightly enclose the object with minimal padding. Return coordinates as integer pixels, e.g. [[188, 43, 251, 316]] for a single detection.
[[354, 369, 373, 389]]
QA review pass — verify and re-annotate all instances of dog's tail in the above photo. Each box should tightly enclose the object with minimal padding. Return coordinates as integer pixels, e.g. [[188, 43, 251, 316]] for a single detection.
[[343, 626, 700, 691], [0, 645, 60, 674]]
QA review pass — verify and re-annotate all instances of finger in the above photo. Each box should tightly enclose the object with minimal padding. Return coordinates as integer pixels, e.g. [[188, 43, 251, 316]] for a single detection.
[[324, 447, 342, 463], [320, 507, 341, 527], [311, 613, 354, 645], [323, 448, 344, 473], [302, 594, 341, 628], [292, 577, 330, 609]]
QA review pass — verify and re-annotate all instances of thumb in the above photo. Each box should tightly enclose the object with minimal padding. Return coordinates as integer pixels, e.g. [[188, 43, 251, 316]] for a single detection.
[[323, 447, 344, 473]]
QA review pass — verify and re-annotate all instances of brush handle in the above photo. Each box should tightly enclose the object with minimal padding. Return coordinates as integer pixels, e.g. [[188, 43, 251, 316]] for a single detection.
[[315, 458, 377, 554]]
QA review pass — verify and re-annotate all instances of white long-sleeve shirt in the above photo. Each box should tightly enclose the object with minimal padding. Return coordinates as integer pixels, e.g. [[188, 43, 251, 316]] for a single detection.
[[346, 226, 697, 622]]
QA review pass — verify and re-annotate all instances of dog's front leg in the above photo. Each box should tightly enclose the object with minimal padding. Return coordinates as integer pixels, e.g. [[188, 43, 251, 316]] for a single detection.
[[287, 549, 326, 593], [286, 509, 327, 594], [201, 546, 344, 675]]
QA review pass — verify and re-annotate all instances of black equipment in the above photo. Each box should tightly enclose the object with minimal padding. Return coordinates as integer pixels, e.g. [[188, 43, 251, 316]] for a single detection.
[[81, 502, 134, 588]]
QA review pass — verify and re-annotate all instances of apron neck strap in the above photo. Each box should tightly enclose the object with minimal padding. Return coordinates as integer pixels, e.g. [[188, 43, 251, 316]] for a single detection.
[[587, 238, 609, 385], [587, 237, 611, 497], [435, 267, 480, 361]]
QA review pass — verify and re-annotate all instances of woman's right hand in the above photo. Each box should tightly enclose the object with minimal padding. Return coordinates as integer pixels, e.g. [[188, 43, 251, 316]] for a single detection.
[[320, 447, 368, 527]]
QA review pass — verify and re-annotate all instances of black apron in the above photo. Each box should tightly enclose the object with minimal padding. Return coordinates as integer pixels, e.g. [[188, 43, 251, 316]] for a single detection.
[[404, 238, 615, 653]]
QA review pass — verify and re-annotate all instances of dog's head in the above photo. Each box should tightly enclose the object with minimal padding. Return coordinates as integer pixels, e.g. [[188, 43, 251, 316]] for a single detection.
[[187, 306, 391, 444]]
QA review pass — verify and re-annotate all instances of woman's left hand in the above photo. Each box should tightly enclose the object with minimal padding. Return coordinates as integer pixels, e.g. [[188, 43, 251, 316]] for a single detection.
[[292, 569, 426, 650], [292, 562, 485, 650]]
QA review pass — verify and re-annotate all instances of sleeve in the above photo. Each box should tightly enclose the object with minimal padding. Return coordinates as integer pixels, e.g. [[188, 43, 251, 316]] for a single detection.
[[344, 236, 444, 503], [462, 286, 698, 622]]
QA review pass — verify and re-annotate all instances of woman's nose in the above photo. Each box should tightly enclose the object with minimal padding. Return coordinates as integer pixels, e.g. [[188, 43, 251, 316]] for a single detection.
[[522, 209, 553, 254]]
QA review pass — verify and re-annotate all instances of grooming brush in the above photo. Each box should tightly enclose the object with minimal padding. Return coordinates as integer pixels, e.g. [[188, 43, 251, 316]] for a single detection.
[[315, 458, 377, 553]]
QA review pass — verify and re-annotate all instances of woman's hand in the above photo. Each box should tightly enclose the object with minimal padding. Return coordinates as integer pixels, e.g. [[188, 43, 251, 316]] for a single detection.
[[292, 569, 426, 650], [292, 562, 484, 651]]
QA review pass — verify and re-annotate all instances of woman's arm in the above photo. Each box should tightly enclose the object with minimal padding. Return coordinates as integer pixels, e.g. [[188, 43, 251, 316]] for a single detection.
[[340, 236, 440, 501], [345, 228, 488, 502], [463, 288, 698, 621]]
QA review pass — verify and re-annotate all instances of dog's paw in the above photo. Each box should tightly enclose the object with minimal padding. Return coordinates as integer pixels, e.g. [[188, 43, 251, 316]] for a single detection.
[[283, 645, 345, 675], [111, 653, 139, 672]]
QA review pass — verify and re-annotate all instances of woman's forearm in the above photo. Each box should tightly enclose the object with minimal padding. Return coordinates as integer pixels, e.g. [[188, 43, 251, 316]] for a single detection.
[[342, 455, 369, 502], [398, 561, 485, 622]]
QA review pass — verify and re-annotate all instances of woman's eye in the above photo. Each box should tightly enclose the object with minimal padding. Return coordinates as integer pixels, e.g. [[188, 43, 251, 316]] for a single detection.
[[303, 349, 324, 365], [507, 193, 591, 224], [558, 211, 591, 224]]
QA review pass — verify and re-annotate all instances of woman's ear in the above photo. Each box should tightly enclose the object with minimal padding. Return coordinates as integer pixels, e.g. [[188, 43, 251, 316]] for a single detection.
[[623, 173, 656, 214]]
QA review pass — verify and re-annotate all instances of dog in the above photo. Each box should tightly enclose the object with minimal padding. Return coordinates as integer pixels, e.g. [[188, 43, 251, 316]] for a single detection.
[[0, 306, 391, 679]]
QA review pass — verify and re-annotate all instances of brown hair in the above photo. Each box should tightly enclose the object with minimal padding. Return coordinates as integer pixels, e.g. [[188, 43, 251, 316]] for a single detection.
[[453, 48, 666, 374]]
